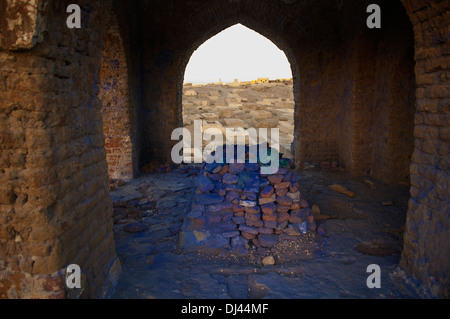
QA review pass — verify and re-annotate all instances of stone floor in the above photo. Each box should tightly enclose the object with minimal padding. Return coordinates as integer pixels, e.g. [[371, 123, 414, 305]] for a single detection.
[[110, 165, 421, 299]]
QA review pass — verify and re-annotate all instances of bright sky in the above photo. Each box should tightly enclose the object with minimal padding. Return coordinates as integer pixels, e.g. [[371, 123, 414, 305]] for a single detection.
[[184, 24, 292, 84]]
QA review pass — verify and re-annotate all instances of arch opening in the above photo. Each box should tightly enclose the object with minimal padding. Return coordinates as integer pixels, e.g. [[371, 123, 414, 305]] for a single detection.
[[181, 23, 296, 161]]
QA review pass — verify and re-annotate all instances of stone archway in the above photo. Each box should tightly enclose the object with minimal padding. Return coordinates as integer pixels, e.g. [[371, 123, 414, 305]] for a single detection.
[[178, 19, 300, 163], [0, 0, 448, 299]]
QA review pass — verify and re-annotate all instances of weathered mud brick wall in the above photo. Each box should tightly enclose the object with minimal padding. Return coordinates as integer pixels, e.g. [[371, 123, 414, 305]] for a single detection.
[[180, 145, 319, 255], [0, 1, 119, 298], [0, 0, 448, 299], [400, 0, 450, 298], [136, 0, 416, 186], [99, 13, 137, 181]]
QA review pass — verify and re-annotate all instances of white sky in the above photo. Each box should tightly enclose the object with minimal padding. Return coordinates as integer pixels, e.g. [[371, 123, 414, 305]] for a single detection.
[[184, 24, 292, 84]]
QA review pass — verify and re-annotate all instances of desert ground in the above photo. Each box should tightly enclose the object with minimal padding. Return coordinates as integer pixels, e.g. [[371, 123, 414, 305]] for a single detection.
[[182, 82, 295, 159]]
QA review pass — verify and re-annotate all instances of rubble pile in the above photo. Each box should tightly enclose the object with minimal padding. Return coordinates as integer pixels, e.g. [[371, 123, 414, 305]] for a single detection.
[[179, 144, 319, 256]]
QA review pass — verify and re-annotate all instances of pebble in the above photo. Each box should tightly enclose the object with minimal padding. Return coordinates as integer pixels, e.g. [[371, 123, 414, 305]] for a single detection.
[[223, 173, 238, 184], [262, 256, 275, 266], [268, 175, 284, 184]]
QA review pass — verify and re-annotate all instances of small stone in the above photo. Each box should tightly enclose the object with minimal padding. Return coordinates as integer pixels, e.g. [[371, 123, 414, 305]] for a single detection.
[[264, 221, 277, 229], [260, 202, 276, 214], [307, 214, 315, 224], [267, 175, 284, 184], [289, 182, 299, 193], [274, 181, 290, 189], [239, 224, 259, 235], [245, 205, 261, 214], [262, 213, 277, 222], [226, 191, 241, 203], [262, 256, 275, 266], [239, 199, 257, 207], [258, 234, 279, 247], [275, 188, 289, 197], [283, 225, 300, 236], [205, 162, 221, 173], [276, 220, 289, 230], [212, 165, 223, 174], [246, 219, 264, 228], [258, 227, 273, 235], [219, 164, 229, 175], [234, 210, 245, 217], [277, 212, 290, 222], [258, 194, 276, 205], [232, 204, 245, 213], [276, 205, 290, 214], [260, 185, 274, 198], [245, 212, 261, 221], [241, 192, 257, 201], [225, 184, 238, 191], [229, 163, 246, 174], [241, 231, 256, 240], [232, 216, 246, 224], [277, 196, 293, 206], [287, 191, 300, 200], [223, 173, 238, 184]]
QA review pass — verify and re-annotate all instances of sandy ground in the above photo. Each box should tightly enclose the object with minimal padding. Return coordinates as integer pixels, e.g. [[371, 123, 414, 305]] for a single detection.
[[182, 83, 295, 158]]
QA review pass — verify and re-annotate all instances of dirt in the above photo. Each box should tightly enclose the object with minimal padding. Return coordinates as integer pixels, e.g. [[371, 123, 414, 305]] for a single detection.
[[110, 165, 421, 299]]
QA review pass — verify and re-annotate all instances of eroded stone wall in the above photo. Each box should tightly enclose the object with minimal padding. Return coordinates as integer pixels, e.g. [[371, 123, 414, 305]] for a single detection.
[[400, 0, 450, 298], [0, 1, 118, 298], [0, 0, 448, 299], [99, 12, 136, 181]]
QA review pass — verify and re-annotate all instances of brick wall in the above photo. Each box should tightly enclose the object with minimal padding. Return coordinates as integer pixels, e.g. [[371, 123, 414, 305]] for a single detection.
[[0, 0, 118, 298], [400, 0, 450, 298], [0, 0, 448, 298], [99, 12, 136, 181]]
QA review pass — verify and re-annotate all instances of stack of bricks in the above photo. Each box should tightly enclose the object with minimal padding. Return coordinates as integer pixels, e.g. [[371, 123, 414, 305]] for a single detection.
[[181, 145, 318, 254]]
